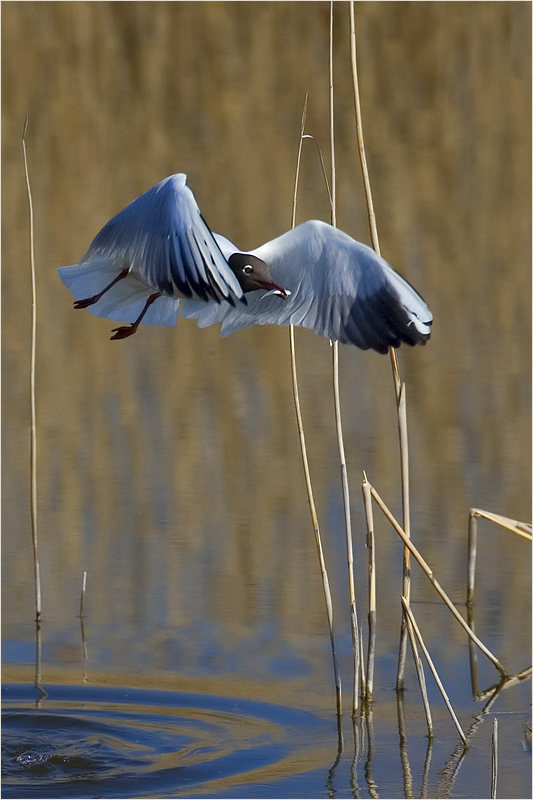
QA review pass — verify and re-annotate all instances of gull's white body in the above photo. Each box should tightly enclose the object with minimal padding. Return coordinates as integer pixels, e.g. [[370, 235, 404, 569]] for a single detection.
[[58, 173, 432, 353]]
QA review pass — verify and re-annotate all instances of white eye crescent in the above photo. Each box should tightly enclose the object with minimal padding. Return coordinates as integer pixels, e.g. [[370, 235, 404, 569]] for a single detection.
[[243, 265, 253, 275]]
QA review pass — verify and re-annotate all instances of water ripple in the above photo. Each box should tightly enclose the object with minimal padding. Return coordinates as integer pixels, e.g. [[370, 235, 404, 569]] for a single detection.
[[2, 683, 332, 798]]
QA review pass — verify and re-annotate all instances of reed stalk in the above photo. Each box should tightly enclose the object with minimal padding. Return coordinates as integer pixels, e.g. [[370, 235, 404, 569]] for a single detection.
[[330, 0, 361, 717], [401, 597, 467, 745], [466, 594, 481, 697], [80, 570, 88, 618], [359, 622, 366, 695], [347, 1, 412, 689], [466, 511, 478, 606], [404, 600, 433, 739], [290, 93, 342, 718], [370, 482, 507, 675], [362, 473, 376, 705], [22, 117, 42, 622]]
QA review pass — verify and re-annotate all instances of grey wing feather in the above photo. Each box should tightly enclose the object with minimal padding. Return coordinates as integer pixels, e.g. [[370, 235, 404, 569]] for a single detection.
[[82, 174, 243, 302], [181, 220, 432, 353]]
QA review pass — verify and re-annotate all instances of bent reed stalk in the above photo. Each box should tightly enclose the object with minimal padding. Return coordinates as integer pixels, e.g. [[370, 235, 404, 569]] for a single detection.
[[467, 508, 532, 605]]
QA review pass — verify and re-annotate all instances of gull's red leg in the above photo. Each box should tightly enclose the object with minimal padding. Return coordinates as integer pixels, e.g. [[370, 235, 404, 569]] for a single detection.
[[73, 269, 129, 309], [110, 292, 162, 340]]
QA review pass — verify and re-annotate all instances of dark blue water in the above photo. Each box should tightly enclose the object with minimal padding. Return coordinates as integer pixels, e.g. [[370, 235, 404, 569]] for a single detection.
[[3, 679, 531, 798], [2, 683, 334, 798]]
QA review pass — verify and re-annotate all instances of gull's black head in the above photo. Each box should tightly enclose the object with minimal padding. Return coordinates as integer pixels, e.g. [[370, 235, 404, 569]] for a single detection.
[[228, 253, 288, 297]]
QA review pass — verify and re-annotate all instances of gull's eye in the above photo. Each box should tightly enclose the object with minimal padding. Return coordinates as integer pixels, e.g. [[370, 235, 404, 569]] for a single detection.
[[243, 265, 253, 275]]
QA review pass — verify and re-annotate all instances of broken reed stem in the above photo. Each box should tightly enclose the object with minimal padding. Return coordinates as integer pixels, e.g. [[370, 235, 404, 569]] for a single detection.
[[491, 717, 498, 798], [370, 483, 507, 676], [468, 508, 532, 605], [362, 474, 376, 705], [22, 117, 42, 622], [330, 0, 361, 718], [348, 1, 411, 689], [401, 598, 467, 745], [403, 602, 433, 739], [470, 508, 532, 540], [290, 92, 342, 718]]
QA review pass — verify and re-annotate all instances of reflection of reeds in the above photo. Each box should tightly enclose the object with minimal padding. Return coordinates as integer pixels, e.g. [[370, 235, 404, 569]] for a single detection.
[[22, 118, 42, 623], [491, 717, 498, 799]]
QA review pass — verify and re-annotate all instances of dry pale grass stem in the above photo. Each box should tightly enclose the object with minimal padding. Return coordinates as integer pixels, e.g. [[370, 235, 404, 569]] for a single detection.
[[361, 473, 376, 705], [403, 598, 433, 738], [330, 0, 361, 717], [290, 92, 342, 718], [22, 117, 42, 622], [402, 598, 465, 744], [347, 0, 413, 689]]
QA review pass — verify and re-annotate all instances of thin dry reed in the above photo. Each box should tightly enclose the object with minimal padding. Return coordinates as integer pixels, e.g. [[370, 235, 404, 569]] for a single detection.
[[290, 93, 342, 718], [402, 598, 466, 743], [403, 599, 433, 738], [347, 1, 412, 689], [80, 570, 88, 618], [330, 0, 361, 717], [361, 473, 376, 705], [22, 117, 41, 622]]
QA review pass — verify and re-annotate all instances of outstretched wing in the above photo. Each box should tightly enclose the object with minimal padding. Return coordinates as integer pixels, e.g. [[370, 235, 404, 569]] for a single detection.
[[81, 174, 243, 303], [181, 220, 432, 353]]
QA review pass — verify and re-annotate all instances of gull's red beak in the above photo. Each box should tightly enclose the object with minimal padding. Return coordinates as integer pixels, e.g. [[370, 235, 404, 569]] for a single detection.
[[260, 280, 290, 299]]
